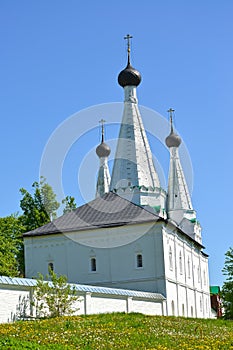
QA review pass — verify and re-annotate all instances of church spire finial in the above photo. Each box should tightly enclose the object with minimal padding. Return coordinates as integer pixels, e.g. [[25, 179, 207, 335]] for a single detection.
[[118, 34, 141, 88], [167, 108, 175, 133], [124, 34, 132, 66], [165, 108, 181, 148], [96, 119, 111, 159], [99, 118, 106, 143], [95, 119, 111, 198]]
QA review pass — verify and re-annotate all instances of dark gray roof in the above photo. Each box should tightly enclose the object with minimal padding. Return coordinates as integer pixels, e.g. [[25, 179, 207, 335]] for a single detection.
[[24, 192, 160, 237]]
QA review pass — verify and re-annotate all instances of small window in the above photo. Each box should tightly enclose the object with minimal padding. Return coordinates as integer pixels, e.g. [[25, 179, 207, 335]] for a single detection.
[[136, 253, 143, 268], [200, 297, 203, 312], [171, 300, 175, 316], [179, 251, 183, 274], [187, 256, 191, 278], [90, 257, 96, 272], [182, 304, 185, 316], [169, 246, 173, 270], [48, 262, 54, 273], [191, 306, 193, 317], [203, 270, 206, 285], [198, 265, 201, 282]]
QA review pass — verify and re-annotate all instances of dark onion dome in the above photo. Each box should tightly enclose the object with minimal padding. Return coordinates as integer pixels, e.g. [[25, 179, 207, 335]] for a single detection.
[[165, 131, 182, 148], [96, 142, 111, 158], [118, 62, 141, 87]]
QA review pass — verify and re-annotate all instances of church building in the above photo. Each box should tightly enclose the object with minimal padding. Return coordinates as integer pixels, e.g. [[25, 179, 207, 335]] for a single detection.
[[23, 36, 211, 318]]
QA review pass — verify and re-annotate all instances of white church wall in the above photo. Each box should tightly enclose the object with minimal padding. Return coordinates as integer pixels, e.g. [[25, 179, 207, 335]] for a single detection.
[[24, 223, 167, 296], [166, 281, 178, 316], [177, 285, 187, 317], [132, 299, 163, 315], [162, 224, 211, 318], [24, 234, 69, 278], [24, 222, 211, 319], [88, 295, 126, 314], [186, 288, 196, 317]]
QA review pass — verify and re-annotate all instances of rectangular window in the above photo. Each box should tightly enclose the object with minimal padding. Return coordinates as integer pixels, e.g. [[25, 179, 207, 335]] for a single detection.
[[48, 262, 54, 273], [90, 257, 96, 272], [136, 253, 143, 268]]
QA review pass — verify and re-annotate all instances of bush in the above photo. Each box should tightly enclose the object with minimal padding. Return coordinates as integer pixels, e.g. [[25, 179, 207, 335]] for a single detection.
[[32, 270, 79, 318]]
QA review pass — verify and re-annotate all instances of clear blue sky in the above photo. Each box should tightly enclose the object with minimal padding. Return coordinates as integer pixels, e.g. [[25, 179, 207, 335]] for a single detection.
[[0, 1, 231, 287]]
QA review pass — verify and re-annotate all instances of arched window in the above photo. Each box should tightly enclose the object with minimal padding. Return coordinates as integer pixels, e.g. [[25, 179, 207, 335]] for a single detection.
[[203, 270, 206, 285], [191, 306, 193, 317], [90, 257, 97, 272], [182, 304, 185, 317], [179, 251, 183, 274], [171, 300, 175, 316], [136, 253, 143, 268], [187, 256, 191, 278], [169, 246, 173, 270], [200, 297, 203, 312], [198, 265, 201, 283], [48, 262, 54, 273]]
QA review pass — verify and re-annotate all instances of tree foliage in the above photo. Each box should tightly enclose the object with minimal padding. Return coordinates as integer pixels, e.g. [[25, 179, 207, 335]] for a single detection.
[[0, 215, 25, 276], [20, 177, 60, 231], [32, 269, 79, 318], [62, 196, 77, 214], [0, 177, 77, 278], [222, 247, 233, 319]]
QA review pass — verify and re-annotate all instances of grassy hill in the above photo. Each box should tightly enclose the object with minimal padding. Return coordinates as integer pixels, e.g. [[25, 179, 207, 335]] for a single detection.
[[0, 313, 232, 349]]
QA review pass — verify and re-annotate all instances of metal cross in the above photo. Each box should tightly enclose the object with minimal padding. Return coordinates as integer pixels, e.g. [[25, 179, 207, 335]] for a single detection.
[[167, 108, 175, 132], [99, 119, 106, 143], [167, 108, 175, 118], [124, 34, 133, 53]]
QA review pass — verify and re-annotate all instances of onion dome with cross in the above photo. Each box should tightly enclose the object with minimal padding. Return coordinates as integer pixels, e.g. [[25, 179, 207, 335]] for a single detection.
[[96, 119, 111, 158], [118, 34, 141, 88], [165, 108, 182, 148]]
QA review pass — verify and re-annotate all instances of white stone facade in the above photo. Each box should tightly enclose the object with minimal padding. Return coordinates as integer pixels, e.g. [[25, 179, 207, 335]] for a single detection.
[[24, 220, 211, 318]]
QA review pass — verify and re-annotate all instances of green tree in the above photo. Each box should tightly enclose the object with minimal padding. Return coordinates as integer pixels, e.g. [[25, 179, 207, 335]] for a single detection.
[[0, 215, 25, 276], [20, 177, 60, 231], [33, 270, 79, 318], [62, 196, 77, 214], [222, 247, 233, 319]]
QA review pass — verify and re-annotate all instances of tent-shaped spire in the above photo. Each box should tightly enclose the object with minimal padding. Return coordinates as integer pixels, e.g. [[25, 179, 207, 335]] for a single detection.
[[110, 35, 166, 214], [95, 119, 111, 198], [165, 109, 202, 243]]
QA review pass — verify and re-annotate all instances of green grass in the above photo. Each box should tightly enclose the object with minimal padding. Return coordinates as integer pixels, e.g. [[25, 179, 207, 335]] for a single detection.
[[0, 313, 232, 349]]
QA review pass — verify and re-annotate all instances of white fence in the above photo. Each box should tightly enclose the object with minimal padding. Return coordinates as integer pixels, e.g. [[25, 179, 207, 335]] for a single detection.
[[0, 276, 165, 323]]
